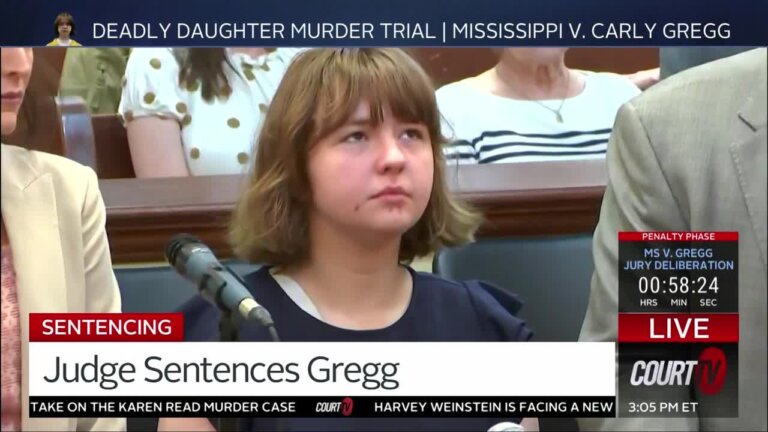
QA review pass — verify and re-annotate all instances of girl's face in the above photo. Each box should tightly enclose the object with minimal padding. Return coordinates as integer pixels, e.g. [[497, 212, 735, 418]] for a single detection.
[[58, 22, 72, 38], [307, 101, 434, 241], [1, 48, 33, 135]]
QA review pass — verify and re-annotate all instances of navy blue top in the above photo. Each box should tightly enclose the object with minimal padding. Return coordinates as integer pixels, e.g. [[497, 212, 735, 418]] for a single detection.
[[180, 266, 533, 431]]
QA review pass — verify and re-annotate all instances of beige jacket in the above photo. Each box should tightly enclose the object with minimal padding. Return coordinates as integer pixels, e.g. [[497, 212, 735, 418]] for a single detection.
[[1, 144, 125, 431], [579, 48, 766, 431]]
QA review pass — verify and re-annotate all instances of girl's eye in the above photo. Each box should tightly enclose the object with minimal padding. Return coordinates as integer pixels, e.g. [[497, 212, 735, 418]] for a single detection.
[[402, 128, 425, 140], [342, 131, 367, 143]]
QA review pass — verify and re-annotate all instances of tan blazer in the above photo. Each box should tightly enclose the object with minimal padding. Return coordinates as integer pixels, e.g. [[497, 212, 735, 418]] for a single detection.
[[579, 48, 767, 431], [1, 144, 125, 432]]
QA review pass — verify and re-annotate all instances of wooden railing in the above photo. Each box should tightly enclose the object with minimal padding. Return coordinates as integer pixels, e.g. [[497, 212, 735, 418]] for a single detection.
[[101, 160, 606, 263]]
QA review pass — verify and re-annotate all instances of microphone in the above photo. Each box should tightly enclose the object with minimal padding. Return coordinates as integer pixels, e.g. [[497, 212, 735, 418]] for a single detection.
[[488, 422, 524, 432], [165, 234, 276, 329]]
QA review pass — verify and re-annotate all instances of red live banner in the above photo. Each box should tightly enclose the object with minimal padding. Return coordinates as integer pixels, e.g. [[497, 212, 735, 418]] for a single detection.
[[618, 313, 739, 343], [29, 313, 184, 342], [618, 232, 739, 242]]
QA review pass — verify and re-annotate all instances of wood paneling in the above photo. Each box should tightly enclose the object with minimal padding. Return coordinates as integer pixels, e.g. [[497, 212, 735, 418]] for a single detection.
[[101, 160, 606, 263], [91, 114, 135, 178], [566, 48, 659, 73]]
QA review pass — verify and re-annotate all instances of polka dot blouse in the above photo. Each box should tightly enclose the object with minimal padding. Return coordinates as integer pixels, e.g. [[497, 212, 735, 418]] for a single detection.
[[119, 48, 303, 176]]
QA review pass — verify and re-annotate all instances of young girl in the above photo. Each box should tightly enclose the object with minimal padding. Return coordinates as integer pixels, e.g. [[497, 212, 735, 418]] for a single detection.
[[166, 48, 536, 432], [119, 47, 302, 177], [46, 12, 81, 46]]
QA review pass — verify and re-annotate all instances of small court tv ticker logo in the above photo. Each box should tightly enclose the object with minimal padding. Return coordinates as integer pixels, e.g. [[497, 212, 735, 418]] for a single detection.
[[630, 346, 727, 395]]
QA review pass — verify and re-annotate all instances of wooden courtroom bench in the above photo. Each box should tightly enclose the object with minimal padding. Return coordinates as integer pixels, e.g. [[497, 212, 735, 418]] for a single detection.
[[90, 113, 135, 178], [100, 160, 606, 263], [54, 98, 135, 178]]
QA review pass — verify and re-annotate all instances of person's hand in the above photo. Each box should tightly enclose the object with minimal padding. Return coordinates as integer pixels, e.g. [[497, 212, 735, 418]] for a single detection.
[[625, 67, 660, 90]]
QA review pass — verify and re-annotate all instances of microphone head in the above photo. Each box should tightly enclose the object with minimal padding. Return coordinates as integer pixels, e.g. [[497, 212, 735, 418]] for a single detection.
[[488, 422, 524, 432], [165, 233, 203, 266]]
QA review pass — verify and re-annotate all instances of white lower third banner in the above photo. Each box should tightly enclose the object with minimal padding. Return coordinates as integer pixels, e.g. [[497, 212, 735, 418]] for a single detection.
[[28, 342, 616, 417]]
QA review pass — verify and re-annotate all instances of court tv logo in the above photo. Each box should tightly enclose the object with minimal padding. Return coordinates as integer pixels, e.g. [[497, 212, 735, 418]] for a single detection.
[[630, 347, 727, 395], [315, 397, 354, 416]]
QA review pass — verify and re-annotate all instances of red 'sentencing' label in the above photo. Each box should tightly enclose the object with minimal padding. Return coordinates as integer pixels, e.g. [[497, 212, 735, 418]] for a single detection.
[[29, 313, 184, 342]]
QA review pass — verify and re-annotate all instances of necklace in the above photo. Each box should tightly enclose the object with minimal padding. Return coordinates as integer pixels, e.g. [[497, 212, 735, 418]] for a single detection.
[[493, 68, 571, 123], [531, 73, 570, 123], [533, 99, 566, 123]]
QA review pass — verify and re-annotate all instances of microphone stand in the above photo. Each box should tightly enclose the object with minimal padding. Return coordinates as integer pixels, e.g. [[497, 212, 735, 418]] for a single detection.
[[205, 266, 281, 432], [218, 310, 239, 432]]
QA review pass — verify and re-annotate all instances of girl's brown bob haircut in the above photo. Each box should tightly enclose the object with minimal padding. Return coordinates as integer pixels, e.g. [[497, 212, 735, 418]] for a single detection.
[[53, 13, 76, 37], [230, 48, 481, 266]]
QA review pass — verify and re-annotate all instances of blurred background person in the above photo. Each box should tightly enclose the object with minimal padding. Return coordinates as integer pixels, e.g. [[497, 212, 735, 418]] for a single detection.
[[160, 48, 535, 432], [1, 47, 123, 432], [437, 48, 640, 164], [580, 48, 766, 431], [59, 48, 130, 114], [46, 12, 80, 47], [118, 47, 302, 177]]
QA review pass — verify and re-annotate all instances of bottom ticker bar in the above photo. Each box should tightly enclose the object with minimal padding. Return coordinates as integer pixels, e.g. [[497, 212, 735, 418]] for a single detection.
[[30, 396, 616, 418]]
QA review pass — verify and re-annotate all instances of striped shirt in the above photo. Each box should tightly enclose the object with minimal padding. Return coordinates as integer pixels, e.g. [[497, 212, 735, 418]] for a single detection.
[[437, 72, 640, 164]]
